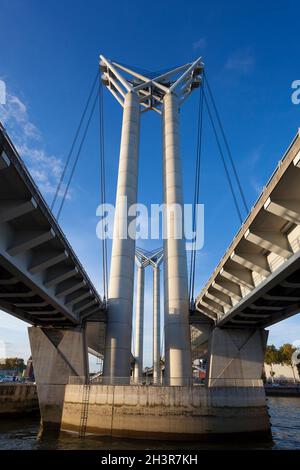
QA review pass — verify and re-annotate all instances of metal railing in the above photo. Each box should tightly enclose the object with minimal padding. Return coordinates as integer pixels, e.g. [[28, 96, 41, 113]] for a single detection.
[[68, 376, 263, 387]]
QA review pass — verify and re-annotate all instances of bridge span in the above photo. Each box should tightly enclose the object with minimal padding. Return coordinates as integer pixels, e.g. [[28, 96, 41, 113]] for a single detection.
[[195, 129, 300, 329], [0, 56, 298, 439], [0, 123, 106, 328]]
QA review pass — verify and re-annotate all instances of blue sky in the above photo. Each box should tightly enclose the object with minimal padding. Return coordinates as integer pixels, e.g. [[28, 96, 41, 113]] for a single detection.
[[0, 0, 300, 369]]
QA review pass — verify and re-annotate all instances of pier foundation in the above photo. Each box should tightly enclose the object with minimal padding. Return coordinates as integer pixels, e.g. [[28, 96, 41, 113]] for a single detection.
[[61, 384, 270, 440], [28, 326, 88, 433], [207, 328, 268, 387]]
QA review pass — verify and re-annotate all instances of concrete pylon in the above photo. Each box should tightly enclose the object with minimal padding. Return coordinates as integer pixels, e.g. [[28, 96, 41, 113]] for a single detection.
[[135, 248, 163, 384], [101, 55, 203, 386], [162, 92, 192, 386], [153, 265, 161, 385], [28, 326, 88, 433], [103, 91, 140, 383], [134, 264, 145, 382]]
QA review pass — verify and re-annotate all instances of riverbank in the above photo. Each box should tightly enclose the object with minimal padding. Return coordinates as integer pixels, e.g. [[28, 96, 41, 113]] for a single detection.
[[0, 384, 39, 416], [265, 385, 300, 397]]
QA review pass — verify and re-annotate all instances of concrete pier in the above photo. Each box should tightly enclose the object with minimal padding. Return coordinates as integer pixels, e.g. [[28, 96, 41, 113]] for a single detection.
[[28, 326, 88, 431], [0, 384, 38, 416], [207, 328, 268, 387], [61, 384, 270, 440], [134, 265, 145, 381], [153, 266, 161, 384], [162, 92, 192, 385], [103, 92, 140, 383]]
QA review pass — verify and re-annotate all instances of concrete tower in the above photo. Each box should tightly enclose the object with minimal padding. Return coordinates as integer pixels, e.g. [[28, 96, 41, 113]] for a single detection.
[[134, 248, 163, 384], [100, 55, 204, 384], [133, 256, 145, 382]]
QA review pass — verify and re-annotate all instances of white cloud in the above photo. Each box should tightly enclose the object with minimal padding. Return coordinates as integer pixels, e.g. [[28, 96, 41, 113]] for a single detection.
[[225, 47, 255, 74], [249, 146, 263, 166], [0, 93, 40, 140], [250, 177, 263, 195], [0, 90, 67, 201], [193, 38, 206, 50]]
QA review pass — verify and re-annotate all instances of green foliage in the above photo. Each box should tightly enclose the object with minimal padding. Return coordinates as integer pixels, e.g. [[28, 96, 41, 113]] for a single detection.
[[278, 343, 296, 366], [265, 345, 280, 365], [0, 357, 26, 371], [265, 343, 296, 365]]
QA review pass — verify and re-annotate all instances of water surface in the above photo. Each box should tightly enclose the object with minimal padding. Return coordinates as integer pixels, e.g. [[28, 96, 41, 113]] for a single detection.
[[0, 397, 299, 450]]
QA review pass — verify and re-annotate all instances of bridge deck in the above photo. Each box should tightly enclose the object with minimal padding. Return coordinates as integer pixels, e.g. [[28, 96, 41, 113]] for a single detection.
[[196, 129, 300, 328], [0, 123, 105, 327]]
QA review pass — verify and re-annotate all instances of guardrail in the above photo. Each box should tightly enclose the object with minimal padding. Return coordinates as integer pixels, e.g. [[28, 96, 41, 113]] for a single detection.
[[68, 376, 263, 387]]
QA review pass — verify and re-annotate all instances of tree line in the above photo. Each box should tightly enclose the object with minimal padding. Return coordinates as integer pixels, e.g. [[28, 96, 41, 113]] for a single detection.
[[0, 358, 26, 371], [265, 343, 297, 366], [264, 343, 300, 382]]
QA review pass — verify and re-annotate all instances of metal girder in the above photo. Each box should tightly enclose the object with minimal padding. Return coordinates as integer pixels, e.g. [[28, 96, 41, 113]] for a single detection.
[[7, 229, 55, 256], [43, 265, 78, 288], [100, 54, 204, 113], [230, 250, 271, 277], [244, 229, 293, 258], [217, 247, 300, 327], [205, 289, 232, 308], [29, 250, 68, 274], [56, 279, 85, 298], [0, 198, 37, 223], [0, 123, 105, 327], [212, 279, 242, 300], [0, 150, 10, 170], [195, 130, 300, 328], [220, 265, 254, 289], [199, 298, 223, 316], [135, 247, 163, 268], [264, 198, 300, 225], [65, 289, 92, 307]]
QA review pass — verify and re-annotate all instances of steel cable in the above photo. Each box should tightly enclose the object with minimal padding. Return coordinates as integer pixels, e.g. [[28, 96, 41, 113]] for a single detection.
[[51, 71, 99, 211]]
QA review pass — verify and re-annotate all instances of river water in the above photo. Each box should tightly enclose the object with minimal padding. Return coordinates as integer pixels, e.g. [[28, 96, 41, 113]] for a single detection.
[[0, 397, 299, 450]]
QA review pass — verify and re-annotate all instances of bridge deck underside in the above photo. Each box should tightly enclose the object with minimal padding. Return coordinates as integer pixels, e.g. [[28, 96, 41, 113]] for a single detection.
[[217, 251, 300, 327], [196, 130, 300, 328], [0, 123, 105, 327]]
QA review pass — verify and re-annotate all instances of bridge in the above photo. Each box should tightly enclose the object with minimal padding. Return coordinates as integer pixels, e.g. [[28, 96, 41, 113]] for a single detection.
[[0, 54, 299, 439], [0, 123, 105, 327], [195, 130, 300, 329]]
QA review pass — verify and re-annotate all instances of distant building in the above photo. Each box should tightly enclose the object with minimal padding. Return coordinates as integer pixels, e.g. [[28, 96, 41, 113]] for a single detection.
[[24, 356, 34, 381]]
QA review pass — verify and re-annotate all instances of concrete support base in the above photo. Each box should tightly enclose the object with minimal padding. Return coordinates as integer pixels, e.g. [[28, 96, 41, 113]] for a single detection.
[[163, 92, 192, 386], [207, 327, 268, 387], [28, 326, 88, 433], [61, 384, 270, 440], [103, 91, 140, 383], [0, 384, 38, 416]]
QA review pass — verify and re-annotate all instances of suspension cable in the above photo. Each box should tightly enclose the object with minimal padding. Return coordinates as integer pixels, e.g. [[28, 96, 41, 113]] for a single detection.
[[189, 84, 204, 307], [98, 79, 108, 303], [204, 72, 249, 215], [56, 89, 98, 221], [51, 71, 99, 212], [203, 92, 243, 224], [160, 327, 164, 358], [132, 311, 136, 357]]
